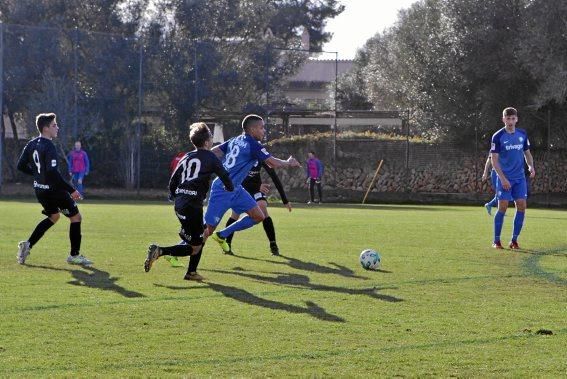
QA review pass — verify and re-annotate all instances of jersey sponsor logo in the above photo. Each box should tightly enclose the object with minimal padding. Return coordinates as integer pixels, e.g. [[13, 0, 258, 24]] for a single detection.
[[175, 188, 198, 196], [33, 181, 50, 190], [505, 144, 523, 151], [51, 159, 57, 167]]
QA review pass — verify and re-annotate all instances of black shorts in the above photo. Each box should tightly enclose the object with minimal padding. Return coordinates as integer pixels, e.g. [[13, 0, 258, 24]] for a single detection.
[[36, 190, 79, 217], [174, 204, 204, 246], [243, 183, 267, 202]]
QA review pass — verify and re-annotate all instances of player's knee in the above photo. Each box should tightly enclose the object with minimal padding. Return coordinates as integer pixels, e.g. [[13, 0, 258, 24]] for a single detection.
[[252, 212, 265, 223], [70, 212, 82, 222], [49, 213, 61, 223], [190, 244, 202, 255]]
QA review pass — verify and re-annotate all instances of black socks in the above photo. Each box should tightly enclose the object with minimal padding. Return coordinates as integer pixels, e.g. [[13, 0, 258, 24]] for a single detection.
[[161, 244, 193, 257], [28, 218, 55, 248], [262, 216, 276, 243], [70, 222, 82, 256]]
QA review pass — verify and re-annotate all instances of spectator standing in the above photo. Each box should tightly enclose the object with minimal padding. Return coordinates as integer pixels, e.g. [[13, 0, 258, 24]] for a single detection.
[[67, 141, 90, 196], [306, 151, 324, 204]]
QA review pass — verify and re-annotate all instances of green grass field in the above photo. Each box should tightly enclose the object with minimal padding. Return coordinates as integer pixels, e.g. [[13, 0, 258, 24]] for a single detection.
[[1, 199, 565, 377]]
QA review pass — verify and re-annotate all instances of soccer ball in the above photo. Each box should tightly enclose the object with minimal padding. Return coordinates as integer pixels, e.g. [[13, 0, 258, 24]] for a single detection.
[[360, 249, 381, 270]]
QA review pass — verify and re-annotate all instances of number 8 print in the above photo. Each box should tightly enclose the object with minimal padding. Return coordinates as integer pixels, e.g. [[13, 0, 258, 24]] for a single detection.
[[224, 145, 240, 169]]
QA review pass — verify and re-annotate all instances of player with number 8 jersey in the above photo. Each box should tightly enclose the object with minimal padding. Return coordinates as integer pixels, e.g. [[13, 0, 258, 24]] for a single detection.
[[204, 114, 301, 254]]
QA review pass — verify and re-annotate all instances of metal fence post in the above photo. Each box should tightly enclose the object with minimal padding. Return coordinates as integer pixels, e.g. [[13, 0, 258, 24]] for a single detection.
[[136, 43, 143, 195], [73, 27, 79, 141], [0, 23, 4, 192], [333, 51, 338, 163]]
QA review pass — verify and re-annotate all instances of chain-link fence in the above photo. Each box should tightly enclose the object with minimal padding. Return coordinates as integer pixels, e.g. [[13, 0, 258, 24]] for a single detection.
[[1, 22, 565, 201]]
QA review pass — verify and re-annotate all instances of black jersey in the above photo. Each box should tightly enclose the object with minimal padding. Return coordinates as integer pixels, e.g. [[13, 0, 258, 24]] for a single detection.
[[169, 149, 234, 207], [17, 137, 74, 193], [242, 161, 288, 204]]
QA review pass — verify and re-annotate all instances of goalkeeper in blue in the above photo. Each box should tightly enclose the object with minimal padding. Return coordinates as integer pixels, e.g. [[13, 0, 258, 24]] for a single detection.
[[204, 114, 301, 253], [490, 107, 535, 250]]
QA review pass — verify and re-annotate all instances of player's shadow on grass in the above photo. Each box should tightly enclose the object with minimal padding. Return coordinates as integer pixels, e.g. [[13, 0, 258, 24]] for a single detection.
[[231, 254, 376, 279], [26, 264, 145, 298], [154, 282, 344, 322], [207, 268, 403, 303]]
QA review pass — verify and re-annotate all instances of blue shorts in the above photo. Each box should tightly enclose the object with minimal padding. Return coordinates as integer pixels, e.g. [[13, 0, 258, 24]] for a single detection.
[[204, 185, 258, 227], [496, 177, 528, 201]]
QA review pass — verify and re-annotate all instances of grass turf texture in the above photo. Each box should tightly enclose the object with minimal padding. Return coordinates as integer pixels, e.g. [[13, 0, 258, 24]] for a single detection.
[[0, 200, 565, 377]]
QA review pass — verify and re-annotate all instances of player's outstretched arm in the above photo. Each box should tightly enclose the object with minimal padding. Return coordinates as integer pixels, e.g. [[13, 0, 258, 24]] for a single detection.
[[211, 145, 225, 159], [264, 155, 300, 169], [262, 162, 289, 205]]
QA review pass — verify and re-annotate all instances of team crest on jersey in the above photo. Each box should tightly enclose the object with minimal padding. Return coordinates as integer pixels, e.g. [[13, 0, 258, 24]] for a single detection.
[[519, 137, 524, 142]]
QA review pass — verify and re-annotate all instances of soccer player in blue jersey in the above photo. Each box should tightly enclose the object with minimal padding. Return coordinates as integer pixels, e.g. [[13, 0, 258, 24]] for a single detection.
[[205, 114, 301, 253], [490, 107, 535, 249]]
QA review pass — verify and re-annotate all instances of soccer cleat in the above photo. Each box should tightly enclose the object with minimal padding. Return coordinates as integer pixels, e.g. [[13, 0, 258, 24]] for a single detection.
[[211, 233, 231, 254], [492, 241, 503, 249], [484, 203, 492, 216], [184, 272, 205, 281], [164, 255, 184, 267], [270, 242, 280, 256], [509, 241, 520, 250], [17, 241, 31, 265], [67, 254, 93, 266], [144, 244, 162, 272]]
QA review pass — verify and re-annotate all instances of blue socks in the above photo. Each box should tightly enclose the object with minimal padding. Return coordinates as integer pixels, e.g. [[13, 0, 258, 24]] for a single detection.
[[494, 211, 505, 242], [218, 216, 258, 238], [512, 211, 525, 242]]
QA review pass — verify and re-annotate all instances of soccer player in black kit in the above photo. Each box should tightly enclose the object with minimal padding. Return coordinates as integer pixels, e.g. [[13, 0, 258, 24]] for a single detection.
[[224, 161, 291, 256], [16, 113, 92, 266], [144, 122, 234, 281]]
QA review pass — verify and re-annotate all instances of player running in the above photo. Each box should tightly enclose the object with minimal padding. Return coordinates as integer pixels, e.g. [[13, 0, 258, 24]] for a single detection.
[[144, 122, 234, 281], [490, 107, 535, 249], [223, 161, 292, 256], [205, 114, 301, 254], [16, 113, 92, 266]]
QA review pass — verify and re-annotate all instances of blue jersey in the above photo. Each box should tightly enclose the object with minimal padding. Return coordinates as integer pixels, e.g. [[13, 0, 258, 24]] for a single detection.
[[490, 127, 530, 181], [211, 134, 271, 189]]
